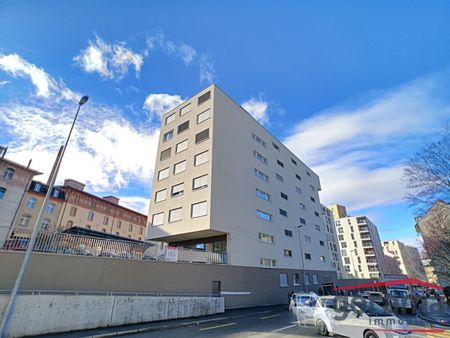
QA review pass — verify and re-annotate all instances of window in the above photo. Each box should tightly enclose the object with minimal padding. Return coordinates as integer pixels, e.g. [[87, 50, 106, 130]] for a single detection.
[[354, 241, 358, 247], [52, 189, 59, 198], [314, 211, 320, 217], [304, 235, 311, 243], [116, 220, 122, 228], [279, 209, 287, 217], [312, 274, 319, 285], [284, 229, 293, 237], [320, 256, 326, 262], [295, 174, 302, 181], [277, 160, 284, 168], [341, 249, 347, 256], [103, 216, 109, 225], [19, 214, 31, 227], [284, 249, 292, 257], [338, 227, 344, 234], [194, 150, 209, 166], [279, 273, 288, 287], [176, 139, 188, 153], [280, 192, 288, 200], [299, 202, 305, 209], [310, 196, 316, 203], [139, 227, 144, 235], [191, 201, 208, 218], [254, 169, 269, 182], [165, 113, 176, 125], [293, 273, 300, 286], [304, 273, 310, 285], [341, 242, 347, 248], [128, 223, 133, 231], [158, 167, 169, 180], [256, 188, 270, 201], [3, 168, 15, 181], [171, 183, 184, 197], [275, 173, 284, 182], [155, 189, 167, 202], [195, 129, 210, 144], [169, 207, 183, 223], [87, 212, 94, 221], [310, 184, 315, 191], [160, 148, 171, 161], [338, 235, 344, 241], [272, 142, 279, 150], [152, 212, 164, 226], [163, 130, 174, 142], [198, 91, 211, 105], [197, 109, 211, 123], [41, 218, 50, 230], [252, 133, 266, 147], [177, 121, 190, 134], [296, 186, 302, 194], [299, 217, 306, 225], [344, 257, 350, 264], [305, 253, 312, 260], [173, 160, 187, 175], [260, 258, 276, 268], [180, 103, 191, 116], [350, 226, 354, 232], [256, 209, 272, 221], [193, 175, 208, 190], [27, 197, 37, 209], [69, 207, 77, 216], [259, 233, 274, 244], [0, 187, 5, 199], [291, 158, 297, 166], [47, 203, 55, 214], [306, 171, 311, 177], [253, 150, 267, 164], [319, 240, 325, 246]]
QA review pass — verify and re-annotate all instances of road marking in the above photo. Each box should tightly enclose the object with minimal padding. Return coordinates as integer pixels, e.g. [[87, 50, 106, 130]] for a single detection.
[[272, 324, 297, 333], [260, 314, 280, 320], [199, 322, 236, 331]]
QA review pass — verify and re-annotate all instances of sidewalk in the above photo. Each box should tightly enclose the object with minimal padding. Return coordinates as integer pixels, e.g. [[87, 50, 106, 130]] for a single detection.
[[32, 304, 288, 338]]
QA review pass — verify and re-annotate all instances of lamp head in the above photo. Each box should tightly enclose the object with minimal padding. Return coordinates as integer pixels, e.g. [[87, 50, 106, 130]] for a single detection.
[[79, 96, 89, 105]]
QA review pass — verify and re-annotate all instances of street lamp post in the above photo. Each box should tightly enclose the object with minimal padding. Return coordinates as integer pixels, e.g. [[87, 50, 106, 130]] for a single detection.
[[0, 96, 89, 338]]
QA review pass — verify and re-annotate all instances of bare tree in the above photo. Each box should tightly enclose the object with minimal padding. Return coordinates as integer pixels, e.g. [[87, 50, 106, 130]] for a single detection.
[[403, 127, 450, 215]]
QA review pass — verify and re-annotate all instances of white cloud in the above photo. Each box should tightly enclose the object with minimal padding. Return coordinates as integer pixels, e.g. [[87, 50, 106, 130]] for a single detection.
[[117, 196, 150, 215], [74, 35, 144, 79], [199, 54, 215, 85], [242, 97, 269, 125], [143, 93, 183, 119], [0, 53, 78, 100], [284, 73, 450, 211], [0, 80, 8, 86]]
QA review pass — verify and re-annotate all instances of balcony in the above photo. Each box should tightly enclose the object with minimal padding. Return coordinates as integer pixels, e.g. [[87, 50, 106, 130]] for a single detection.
[[356, 217, 366, 224], [370, 273, 380, 279], [364, 248, 375, 256], [366, 258, 378, 264], [360, 233, 371, 240], [362, 240, 373, 248], [359, 226, 369, 232], [368, 265, 379, 272]]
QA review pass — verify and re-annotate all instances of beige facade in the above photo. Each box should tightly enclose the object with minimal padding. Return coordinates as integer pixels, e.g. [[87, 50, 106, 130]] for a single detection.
[[330, 205, 388, 279], [57, 180, 147, 241], [0, 150, 41, 245], [321, 204, 343, 278], [383, 240, 426, 280], [146, 85, 337, 287], [11, 181, 65, 236], [330, 204, 348, 220]]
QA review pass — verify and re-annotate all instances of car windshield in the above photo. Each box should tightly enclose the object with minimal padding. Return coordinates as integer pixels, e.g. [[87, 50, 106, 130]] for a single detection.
[[352, 299, 392, 317], [296, 296, 317, 307], [390, 290, 408, 297]]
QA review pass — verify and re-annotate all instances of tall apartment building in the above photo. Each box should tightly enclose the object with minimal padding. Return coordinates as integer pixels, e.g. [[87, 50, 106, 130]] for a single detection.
[[0, 147, 41, 245], [147, 85, 338, 287], [383, 240, 426, 280], [329, 204, 388, 279], [321, 204, 343, 278]]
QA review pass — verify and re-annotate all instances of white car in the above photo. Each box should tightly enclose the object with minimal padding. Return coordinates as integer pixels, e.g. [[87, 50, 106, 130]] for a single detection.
[[314, 296, 412, 338], [292, 293, 319, 325]]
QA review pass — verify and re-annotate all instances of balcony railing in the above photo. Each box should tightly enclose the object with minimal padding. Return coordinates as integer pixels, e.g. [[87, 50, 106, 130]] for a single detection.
[[358, 226, 369, 232], [362, 240, 373, 248], [364, 249, 375, 255], [360, 234, 371, 239], [2, 228, 228, 265]]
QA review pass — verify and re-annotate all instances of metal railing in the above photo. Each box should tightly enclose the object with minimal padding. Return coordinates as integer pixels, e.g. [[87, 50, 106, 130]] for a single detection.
[[1, 228, 228, 265], [0, 289, 221, 297]]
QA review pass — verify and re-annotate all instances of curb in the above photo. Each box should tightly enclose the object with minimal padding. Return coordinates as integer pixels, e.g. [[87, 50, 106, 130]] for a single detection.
[[83, 307, 287, 338]]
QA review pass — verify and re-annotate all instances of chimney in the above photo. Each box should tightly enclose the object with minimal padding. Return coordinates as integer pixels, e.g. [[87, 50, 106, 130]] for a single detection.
[[64, 179, 85, 191]]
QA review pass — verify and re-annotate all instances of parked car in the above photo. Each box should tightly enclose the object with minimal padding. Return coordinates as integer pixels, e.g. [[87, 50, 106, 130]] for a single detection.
[[314, 296, 411, 338], [292, 293, 318, 325], [362, 291, 386, 306], [387, 288, 418, 314]]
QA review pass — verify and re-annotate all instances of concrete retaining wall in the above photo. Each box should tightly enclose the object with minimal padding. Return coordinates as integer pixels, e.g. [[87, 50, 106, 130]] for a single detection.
[[0, 294, 224, 338]]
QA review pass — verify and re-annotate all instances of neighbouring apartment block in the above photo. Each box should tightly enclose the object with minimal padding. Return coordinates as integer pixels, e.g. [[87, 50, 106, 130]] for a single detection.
[[383, 240, 426, 280], [321, 204, 343, 279], [0, 147, 41, 245], [329, 204, 388, 279], [415, 200, 450, 285], [146, 85, 338, 289]]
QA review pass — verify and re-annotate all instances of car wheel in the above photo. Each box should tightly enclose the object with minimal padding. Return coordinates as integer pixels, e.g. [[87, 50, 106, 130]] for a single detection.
[[364, 330, 379, 338], [316, 319, 329, 336]]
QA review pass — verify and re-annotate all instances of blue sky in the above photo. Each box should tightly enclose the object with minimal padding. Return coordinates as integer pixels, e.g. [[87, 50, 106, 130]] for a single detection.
[[1, 1, 449, 247]]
